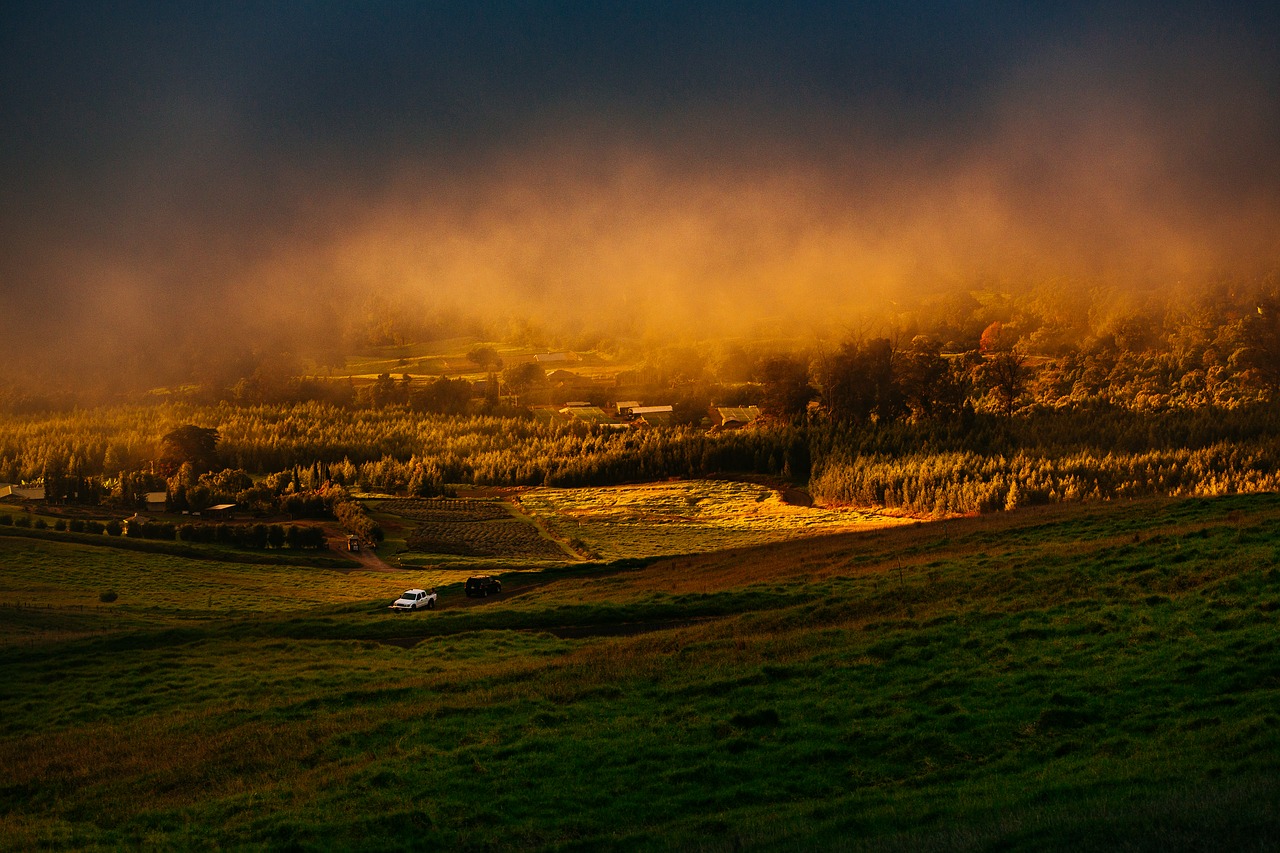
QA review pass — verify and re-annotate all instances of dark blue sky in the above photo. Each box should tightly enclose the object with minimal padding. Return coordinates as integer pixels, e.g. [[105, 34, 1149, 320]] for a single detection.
[[6, 2, 1273, 190], [2, 1, 1279, 370]]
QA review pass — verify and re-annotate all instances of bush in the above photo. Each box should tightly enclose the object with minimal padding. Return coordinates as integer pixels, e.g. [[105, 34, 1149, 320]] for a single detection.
[[99, 590, 118, 603], [33, 518, 47, 530], [100, 520, 117, 536], [53, 519, 67, 531], [68, 518, 85, 533], [13, 514, 30, 528], [0, 514, 12, 525]]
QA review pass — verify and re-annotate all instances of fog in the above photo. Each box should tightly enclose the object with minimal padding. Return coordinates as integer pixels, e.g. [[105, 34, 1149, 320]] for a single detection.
[[2, 3, 1277, 393]]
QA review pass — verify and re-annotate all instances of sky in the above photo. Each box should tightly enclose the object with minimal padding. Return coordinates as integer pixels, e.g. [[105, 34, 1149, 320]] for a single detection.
[[2, 1, 1279, 386]]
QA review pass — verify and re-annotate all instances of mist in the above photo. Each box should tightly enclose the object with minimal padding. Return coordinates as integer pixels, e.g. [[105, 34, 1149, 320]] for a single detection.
[[2, 2, 1278, 393]]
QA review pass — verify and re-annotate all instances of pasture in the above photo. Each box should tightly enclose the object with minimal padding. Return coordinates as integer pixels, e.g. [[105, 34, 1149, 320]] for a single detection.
[[2, 493, 1279, 849]]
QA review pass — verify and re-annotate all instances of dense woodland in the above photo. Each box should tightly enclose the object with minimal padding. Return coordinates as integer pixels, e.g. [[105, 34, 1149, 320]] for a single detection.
[[4, 284, 1280, 518]]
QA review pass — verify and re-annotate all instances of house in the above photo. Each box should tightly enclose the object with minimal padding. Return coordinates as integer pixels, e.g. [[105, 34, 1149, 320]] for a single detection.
[[615, 401, 641, 417], [711, 406, 762, 429], [144, 491, 168, 512]]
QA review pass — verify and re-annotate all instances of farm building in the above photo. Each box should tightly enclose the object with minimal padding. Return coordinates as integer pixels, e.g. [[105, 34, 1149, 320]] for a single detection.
[[615, 401, 641, 416], [202, 503, 237, 520], [0, 484, 45, 501], [144, 491, 167, 512], [534, 352, 577, 364], [629, 405, 674, 426], [711, 406, 762, 429]]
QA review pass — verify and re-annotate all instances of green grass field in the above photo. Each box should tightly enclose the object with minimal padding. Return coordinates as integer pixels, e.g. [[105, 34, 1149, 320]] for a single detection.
[[2, 494, 1279, 850]]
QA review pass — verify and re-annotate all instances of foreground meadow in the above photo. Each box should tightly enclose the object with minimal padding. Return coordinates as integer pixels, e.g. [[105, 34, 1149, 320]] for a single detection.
[[1, 495, 1279, 850]]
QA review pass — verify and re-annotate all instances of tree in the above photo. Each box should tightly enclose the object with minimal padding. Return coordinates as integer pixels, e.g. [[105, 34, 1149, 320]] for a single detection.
[[1234, 298, 1280, 390], [502, 362, 546, 401], [158, 425, 220, 478], [822, 338, 903, 425], [759, 355, 815, 418], [979, 321, 1007, 354], [414, 377, 473, 415], [466, 345, 504, 371], [895, 336, 964, 420], [981, 349, 1029, 416]]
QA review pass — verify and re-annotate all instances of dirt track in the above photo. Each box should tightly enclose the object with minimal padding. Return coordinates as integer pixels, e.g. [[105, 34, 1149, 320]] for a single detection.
[[325, 528, 401, 572]]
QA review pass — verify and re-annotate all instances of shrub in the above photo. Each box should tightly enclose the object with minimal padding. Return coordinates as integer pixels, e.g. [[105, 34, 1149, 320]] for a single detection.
[[53, 519, 67, 531], [0, 514, 12, 525], [99, 590, 118, 603], [13, 514, 30, 528], [100, 520, 117, 536], [33, 518, 47, 530], [68, 518, 85, 533], [247, 524, 270, 549]]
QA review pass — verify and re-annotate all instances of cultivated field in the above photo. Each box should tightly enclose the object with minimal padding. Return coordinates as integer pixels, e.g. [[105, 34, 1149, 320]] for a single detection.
[[2, 494, 1278, 849], [366, 496, 574, 568], [518, 478, 915, 560], [367, 481, 913, 569]]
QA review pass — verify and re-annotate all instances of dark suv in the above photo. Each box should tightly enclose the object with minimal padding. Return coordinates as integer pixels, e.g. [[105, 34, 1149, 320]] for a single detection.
[[465, 575, 502, 598]]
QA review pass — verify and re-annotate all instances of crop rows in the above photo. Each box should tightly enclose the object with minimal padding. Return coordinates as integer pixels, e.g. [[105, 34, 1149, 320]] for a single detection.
[[405, 519, 566, 559], [376, 498, 510, 522]]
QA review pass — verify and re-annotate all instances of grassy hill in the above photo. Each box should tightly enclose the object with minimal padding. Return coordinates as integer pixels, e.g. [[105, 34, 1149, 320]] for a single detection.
[[2, 494, 1279, 850]]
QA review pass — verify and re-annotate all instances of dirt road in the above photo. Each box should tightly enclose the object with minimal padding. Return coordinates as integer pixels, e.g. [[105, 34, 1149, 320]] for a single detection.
[[325, 528, 401, 572]]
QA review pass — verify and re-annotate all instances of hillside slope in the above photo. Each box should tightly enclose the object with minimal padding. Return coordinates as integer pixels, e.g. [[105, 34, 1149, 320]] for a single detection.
[[2, 495, 1279, 850]]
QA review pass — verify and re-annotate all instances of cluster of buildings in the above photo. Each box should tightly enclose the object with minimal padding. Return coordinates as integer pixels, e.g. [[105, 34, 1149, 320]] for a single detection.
[[551, 401, 762, 430]]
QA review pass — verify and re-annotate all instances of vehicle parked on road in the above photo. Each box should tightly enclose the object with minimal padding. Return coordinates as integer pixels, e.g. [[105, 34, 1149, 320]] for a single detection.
[[389, 588, 437, 611], [465, 575, 501, 597]]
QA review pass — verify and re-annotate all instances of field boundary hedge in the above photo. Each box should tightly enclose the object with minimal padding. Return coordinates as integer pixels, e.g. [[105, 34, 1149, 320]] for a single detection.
[[0, 525, 361, 568]]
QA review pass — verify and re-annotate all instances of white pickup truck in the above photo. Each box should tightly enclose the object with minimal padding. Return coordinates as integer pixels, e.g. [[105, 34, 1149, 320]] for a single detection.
[[389, 588, 437, 612]]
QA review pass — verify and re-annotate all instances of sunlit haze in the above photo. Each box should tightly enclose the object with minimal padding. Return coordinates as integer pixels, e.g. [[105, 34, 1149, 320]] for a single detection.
[[2, 2, 1278, 389]]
